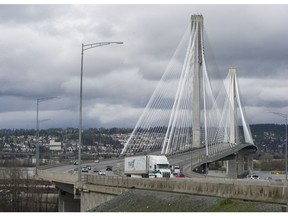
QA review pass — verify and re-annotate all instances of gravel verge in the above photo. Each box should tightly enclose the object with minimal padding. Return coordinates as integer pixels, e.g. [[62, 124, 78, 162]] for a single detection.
[[90, 189, 285, 212]]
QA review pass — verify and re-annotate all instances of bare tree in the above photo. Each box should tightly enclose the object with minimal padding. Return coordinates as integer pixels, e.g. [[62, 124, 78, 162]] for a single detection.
[[0, 160, 58, 212]]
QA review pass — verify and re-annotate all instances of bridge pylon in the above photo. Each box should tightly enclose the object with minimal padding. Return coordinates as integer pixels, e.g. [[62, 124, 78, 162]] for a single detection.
[[161, 15, 208, 154], [224, 67, 254, 146], [191, 15, 204, 149]]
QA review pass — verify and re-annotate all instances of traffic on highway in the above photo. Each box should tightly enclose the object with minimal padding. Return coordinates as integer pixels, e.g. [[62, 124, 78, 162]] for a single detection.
[[45, 147, 207, 179]]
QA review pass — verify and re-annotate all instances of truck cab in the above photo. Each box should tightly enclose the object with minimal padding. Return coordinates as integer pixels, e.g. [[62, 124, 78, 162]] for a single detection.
[[148, 156, 173, 178]]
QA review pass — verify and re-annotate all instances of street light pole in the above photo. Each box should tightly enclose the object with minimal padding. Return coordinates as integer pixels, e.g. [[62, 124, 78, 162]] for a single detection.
[[267, 111, 288, 181], [36, 96, 59, 173], [78, 41, 123, 182]]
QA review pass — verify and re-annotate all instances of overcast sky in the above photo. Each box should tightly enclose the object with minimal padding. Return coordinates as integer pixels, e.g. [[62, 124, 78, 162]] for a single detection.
[[0, 4, 287, 129]]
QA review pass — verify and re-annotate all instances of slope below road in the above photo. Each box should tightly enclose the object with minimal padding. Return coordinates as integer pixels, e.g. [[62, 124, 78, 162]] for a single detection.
[[90, 189, 285, 212]]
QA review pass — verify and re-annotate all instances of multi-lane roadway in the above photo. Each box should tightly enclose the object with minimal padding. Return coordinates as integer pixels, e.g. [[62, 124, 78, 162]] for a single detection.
[[43, 143, 256, 179], [44, 147, 208, 178]]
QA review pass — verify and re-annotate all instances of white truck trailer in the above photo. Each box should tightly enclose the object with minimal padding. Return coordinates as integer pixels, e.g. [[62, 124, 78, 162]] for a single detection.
[[124, 155, 172, 178]]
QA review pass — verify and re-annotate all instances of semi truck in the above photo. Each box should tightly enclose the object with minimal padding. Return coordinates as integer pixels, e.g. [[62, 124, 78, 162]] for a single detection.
[[124, 155, 173, 178]]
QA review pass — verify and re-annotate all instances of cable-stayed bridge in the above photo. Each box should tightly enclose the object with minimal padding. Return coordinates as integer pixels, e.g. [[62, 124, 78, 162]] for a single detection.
[[121, 15, 256, 175], [35, 15, 270, 212]]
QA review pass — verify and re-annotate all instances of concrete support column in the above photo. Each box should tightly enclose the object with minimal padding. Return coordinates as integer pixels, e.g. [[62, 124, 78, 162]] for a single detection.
[[237, 154, 245, 176], [58, 190, 80, 212], [226, 154, 245, 178], [226, 158, 237, 179], [247, 154, 254, 174]]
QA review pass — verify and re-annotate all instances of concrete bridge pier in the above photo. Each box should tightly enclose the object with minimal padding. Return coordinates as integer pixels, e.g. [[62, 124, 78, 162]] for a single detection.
[[75, 181, 127, 212], [58, 189, 80, 212], [225, 153, 247, 178], [247, 154, 254, 174]]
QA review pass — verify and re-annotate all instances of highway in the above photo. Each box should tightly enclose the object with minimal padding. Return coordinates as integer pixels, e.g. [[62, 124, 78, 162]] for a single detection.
[[43, 147, 208, 178], [42, 143, 256, 178]]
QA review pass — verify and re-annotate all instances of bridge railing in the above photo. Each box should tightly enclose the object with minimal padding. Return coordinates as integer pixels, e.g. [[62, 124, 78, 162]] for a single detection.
[[86, 174, 287, 187], [37, 169, 77, 184]]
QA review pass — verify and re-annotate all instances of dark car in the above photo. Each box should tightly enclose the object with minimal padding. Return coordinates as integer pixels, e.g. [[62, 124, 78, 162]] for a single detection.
[[93, 168, 99, 172], [106, 165, 113, 171]]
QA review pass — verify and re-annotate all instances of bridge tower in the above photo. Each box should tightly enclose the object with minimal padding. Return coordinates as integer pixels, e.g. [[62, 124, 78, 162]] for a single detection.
[[160, 14, 206, 154], [223, 67, 255, 178], [228, 68, 238, 145], [226, 67, 254, 145], [191, 15, 204, 149]]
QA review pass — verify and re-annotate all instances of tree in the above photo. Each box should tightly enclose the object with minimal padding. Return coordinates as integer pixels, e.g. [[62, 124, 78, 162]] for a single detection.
[[258, 153, 285, 171], [0, 161, 58, 212]]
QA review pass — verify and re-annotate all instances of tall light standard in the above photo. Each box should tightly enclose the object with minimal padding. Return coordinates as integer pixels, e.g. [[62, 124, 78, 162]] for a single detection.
[[78, 42, 123, 182], [267, 111, 287, 181], [36, 96, 58, 173]]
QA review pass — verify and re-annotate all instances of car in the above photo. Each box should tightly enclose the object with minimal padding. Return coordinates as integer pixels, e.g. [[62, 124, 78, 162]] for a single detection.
[[81, 167, 88, 173], [247, 174, 260, 180], [98, 170, 106, 176], [251, 175, 260, 179], [106, 165, 113, 171], [94, 160, 99, 163], [93, 168, 99, 172], [86, 165, 91, 170], [175, 173, 185, 178], [74, 161, 79, 165]]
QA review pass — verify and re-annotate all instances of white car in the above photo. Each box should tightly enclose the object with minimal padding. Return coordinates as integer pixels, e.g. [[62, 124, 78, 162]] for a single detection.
[[98, 170, 106, 176], [81, 167, 88, 173], [247, 174, 260, 180]]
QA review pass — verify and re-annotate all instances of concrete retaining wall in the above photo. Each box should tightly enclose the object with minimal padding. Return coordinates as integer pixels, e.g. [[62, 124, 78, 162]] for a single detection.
[[38, 170, 288, 211], [81, 191, 116, 212], [86, 175, 288, 205]]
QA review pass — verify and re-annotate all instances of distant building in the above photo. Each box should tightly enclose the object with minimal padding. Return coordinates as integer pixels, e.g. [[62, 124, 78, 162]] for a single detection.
[[49, 140, 62, 151]]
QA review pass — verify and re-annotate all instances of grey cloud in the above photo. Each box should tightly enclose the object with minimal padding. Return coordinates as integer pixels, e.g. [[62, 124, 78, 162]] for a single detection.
[[0, 4, 288, 129], [0, 5, 69, 24]]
